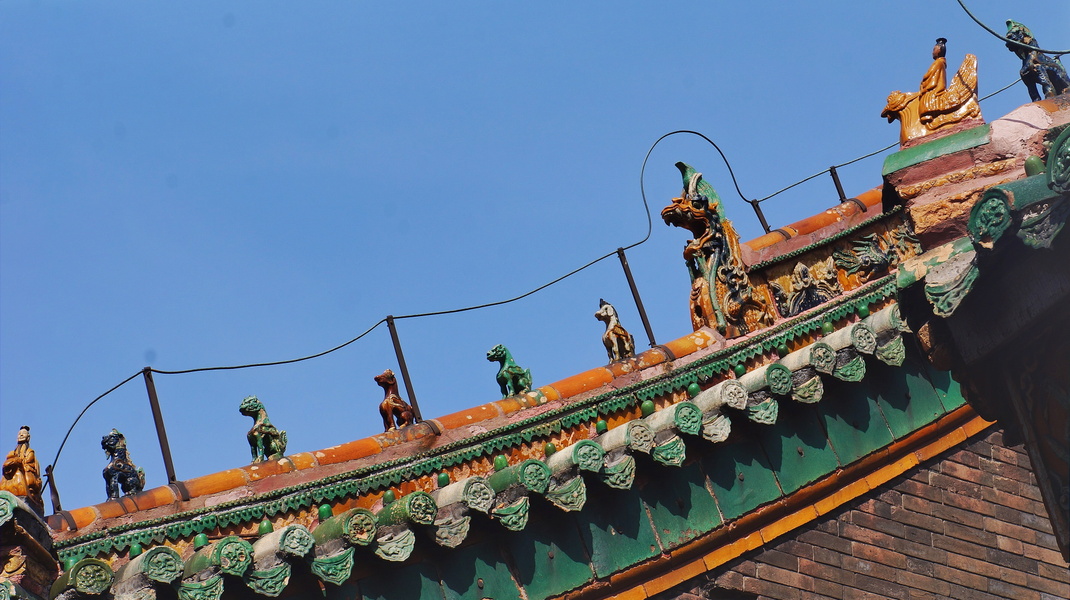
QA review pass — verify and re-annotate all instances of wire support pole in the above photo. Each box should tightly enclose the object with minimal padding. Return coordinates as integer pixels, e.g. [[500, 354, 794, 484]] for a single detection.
[[829, 165, 847, 202], [616, 247, 657, 347], [386, 316, 422, 421], [747, 199, 773, 234], [143, 368, 178, 484]]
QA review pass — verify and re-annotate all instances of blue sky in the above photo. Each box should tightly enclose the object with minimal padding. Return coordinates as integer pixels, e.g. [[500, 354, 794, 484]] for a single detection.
[[2, 1, 1064, 511]]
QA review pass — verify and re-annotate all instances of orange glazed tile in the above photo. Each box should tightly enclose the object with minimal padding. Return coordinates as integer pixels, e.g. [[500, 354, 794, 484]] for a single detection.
[[703, 531, 763, 570], [434, 403, 502, 430], [127, 485, 178, 512], [604, 586, 647, 600], [493, 396, 527, 416], [814, 477, 871, 516], [961, 414, 996, 437], [241, 458, 296, 481], [313, 437, 383, 466], [759, 505, 819, 544], [182, 468, 249, 498], [643, 557, 707, 597], [95, 497, 134, 520], [914, 427, 967, 463], [605, 356, 643, 378], [66, 506, 101, 530], [548, 367, 613, 399], [535, 385, 561, 403], [634, 347, 670, 369], [864, 453, 920, 490], [286, 452, 318, 471], [661, 330, 717, 361]]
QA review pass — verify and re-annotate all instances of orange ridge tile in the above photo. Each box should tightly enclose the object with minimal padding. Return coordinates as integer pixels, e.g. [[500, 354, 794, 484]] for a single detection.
[[660, 329, 718, 361], [180, 467, 250, 499], [311, 437, 384, 467], [546, 366, 614, 399], [241, 458, 297, 482], [432, 403, 503, 431]]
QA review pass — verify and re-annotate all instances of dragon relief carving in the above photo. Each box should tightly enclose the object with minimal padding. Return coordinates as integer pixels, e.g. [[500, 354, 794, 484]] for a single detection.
[[661, 162, 774, 337], [833, 224, 922, 282], [770, 259, 842, 318]]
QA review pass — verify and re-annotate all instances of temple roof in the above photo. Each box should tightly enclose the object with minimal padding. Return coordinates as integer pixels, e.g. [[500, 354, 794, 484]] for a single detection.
[[23, 96, 1070, 600]]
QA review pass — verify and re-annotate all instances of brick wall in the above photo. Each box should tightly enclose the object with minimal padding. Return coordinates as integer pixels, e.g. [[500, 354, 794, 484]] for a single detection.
[[650, 428, 1069, 600]]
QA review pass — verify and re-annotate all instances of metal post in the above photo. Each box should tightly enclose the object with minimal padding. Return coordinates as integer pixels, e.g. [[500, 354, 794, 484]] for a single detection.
[[143, 368, 178, 483], [748, 199, 772, 234], [44, 465, 62, 513], [616, 248, 657, 347], [386, 316, 423, 421], [829, 165, 847, 202]]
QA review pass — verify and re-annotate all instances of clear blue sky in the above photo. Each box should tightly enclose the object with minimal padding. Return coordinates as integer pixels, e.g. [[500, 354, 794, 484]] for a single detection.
[[2, 1, 1064, 511]]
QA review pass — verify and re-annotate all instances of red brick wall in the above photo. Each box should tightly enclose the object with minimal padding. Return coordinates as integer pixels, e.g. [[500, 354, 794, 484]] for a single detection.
[[651, 428, 1069, 600]]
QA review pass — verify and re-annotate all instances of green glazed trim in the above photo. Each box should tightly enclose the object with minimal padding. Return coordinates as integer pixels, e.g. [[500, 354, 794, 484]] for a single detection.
[[876, 336, 906, 367], [374, 528, 415, 562], [57, 277, 899, 560], [376, 491, 437, 527], [792, 376, 824, 404], [747, 206, 904, 272], [176, 575, 223, 600], [650, 436, 687, 467], [882, 124, 990, 176], [600, 455, 636, 490], [833, 355, 867, 382], [544, 476, 587, 512], [309, 548, 354, 586], [432, 514, 471, 548], [243, 563, 290, 597], [139, 546, 183, 584], [748, 398, 779, 425], [490, 496, 529, 531], [0, 491, 16, 527]]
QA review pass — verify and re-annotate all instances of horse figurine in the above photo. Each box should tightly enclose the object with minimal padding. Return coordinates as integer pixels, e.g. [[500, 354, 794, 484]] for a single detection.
[[101, 428, 145, 499], [487, 344, 532, 398], [1005, 21, 1069, 102], [375, 369, 417, 431], [240, 396, 288, 462], [595, 299, 635, 361]]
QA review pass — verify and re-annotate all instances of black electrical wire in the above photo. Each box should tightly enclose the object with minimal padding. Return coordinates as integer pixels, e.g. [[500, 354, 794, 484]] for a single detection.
[[956, 0, 1069, 55], [47, 370, 142, 473]]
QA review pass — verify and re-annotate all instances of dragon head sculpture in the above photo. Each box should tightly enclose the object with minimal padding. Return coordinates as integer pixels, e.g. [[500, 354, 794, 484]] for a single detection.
[[661, 162, 728, 262], [239, 395, 264, 417]]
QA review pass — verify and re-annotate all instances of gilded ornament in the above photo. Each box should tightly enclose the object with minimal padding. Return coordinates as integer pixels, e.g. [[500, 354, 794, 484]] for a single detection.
[[882, 38, 982, 143], [486, 344, 532, 398], [0, 426, 43, 514], [239, 397, 287, 463]]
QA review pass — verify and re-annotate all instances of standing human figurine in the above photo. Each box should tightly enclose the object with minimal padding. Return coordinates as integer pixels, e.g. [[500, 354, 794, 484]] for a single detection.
[[375, 369, 417, 431], [1005, 21, 1069, 101], [0, 425, 43, 514], [595, 299, 635, 361]]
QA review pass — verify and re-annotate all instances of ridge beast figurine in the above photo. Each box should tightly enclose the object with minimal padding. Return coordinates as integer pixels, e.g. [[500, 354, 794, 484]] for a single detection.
[[595, 299, 635, 361], [240, 395, 288, 462], [375, 369, 417, 431], [101, 428, 145, 499], [1005, 20, 1069, 101], [487, 344, 532, 398]]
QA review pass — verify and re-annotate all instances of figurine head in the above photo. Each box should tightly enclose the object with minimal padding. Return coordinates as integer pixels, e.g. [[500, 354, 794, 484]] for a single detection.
[[239, 395, 264, 417], [17, 425, 30, 444], [374, 369, 396, 388], [101, 429, 128, 456], [933, 38, 947, 60], [595, 299, 617, 322], [487, 344, 508, 362]]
